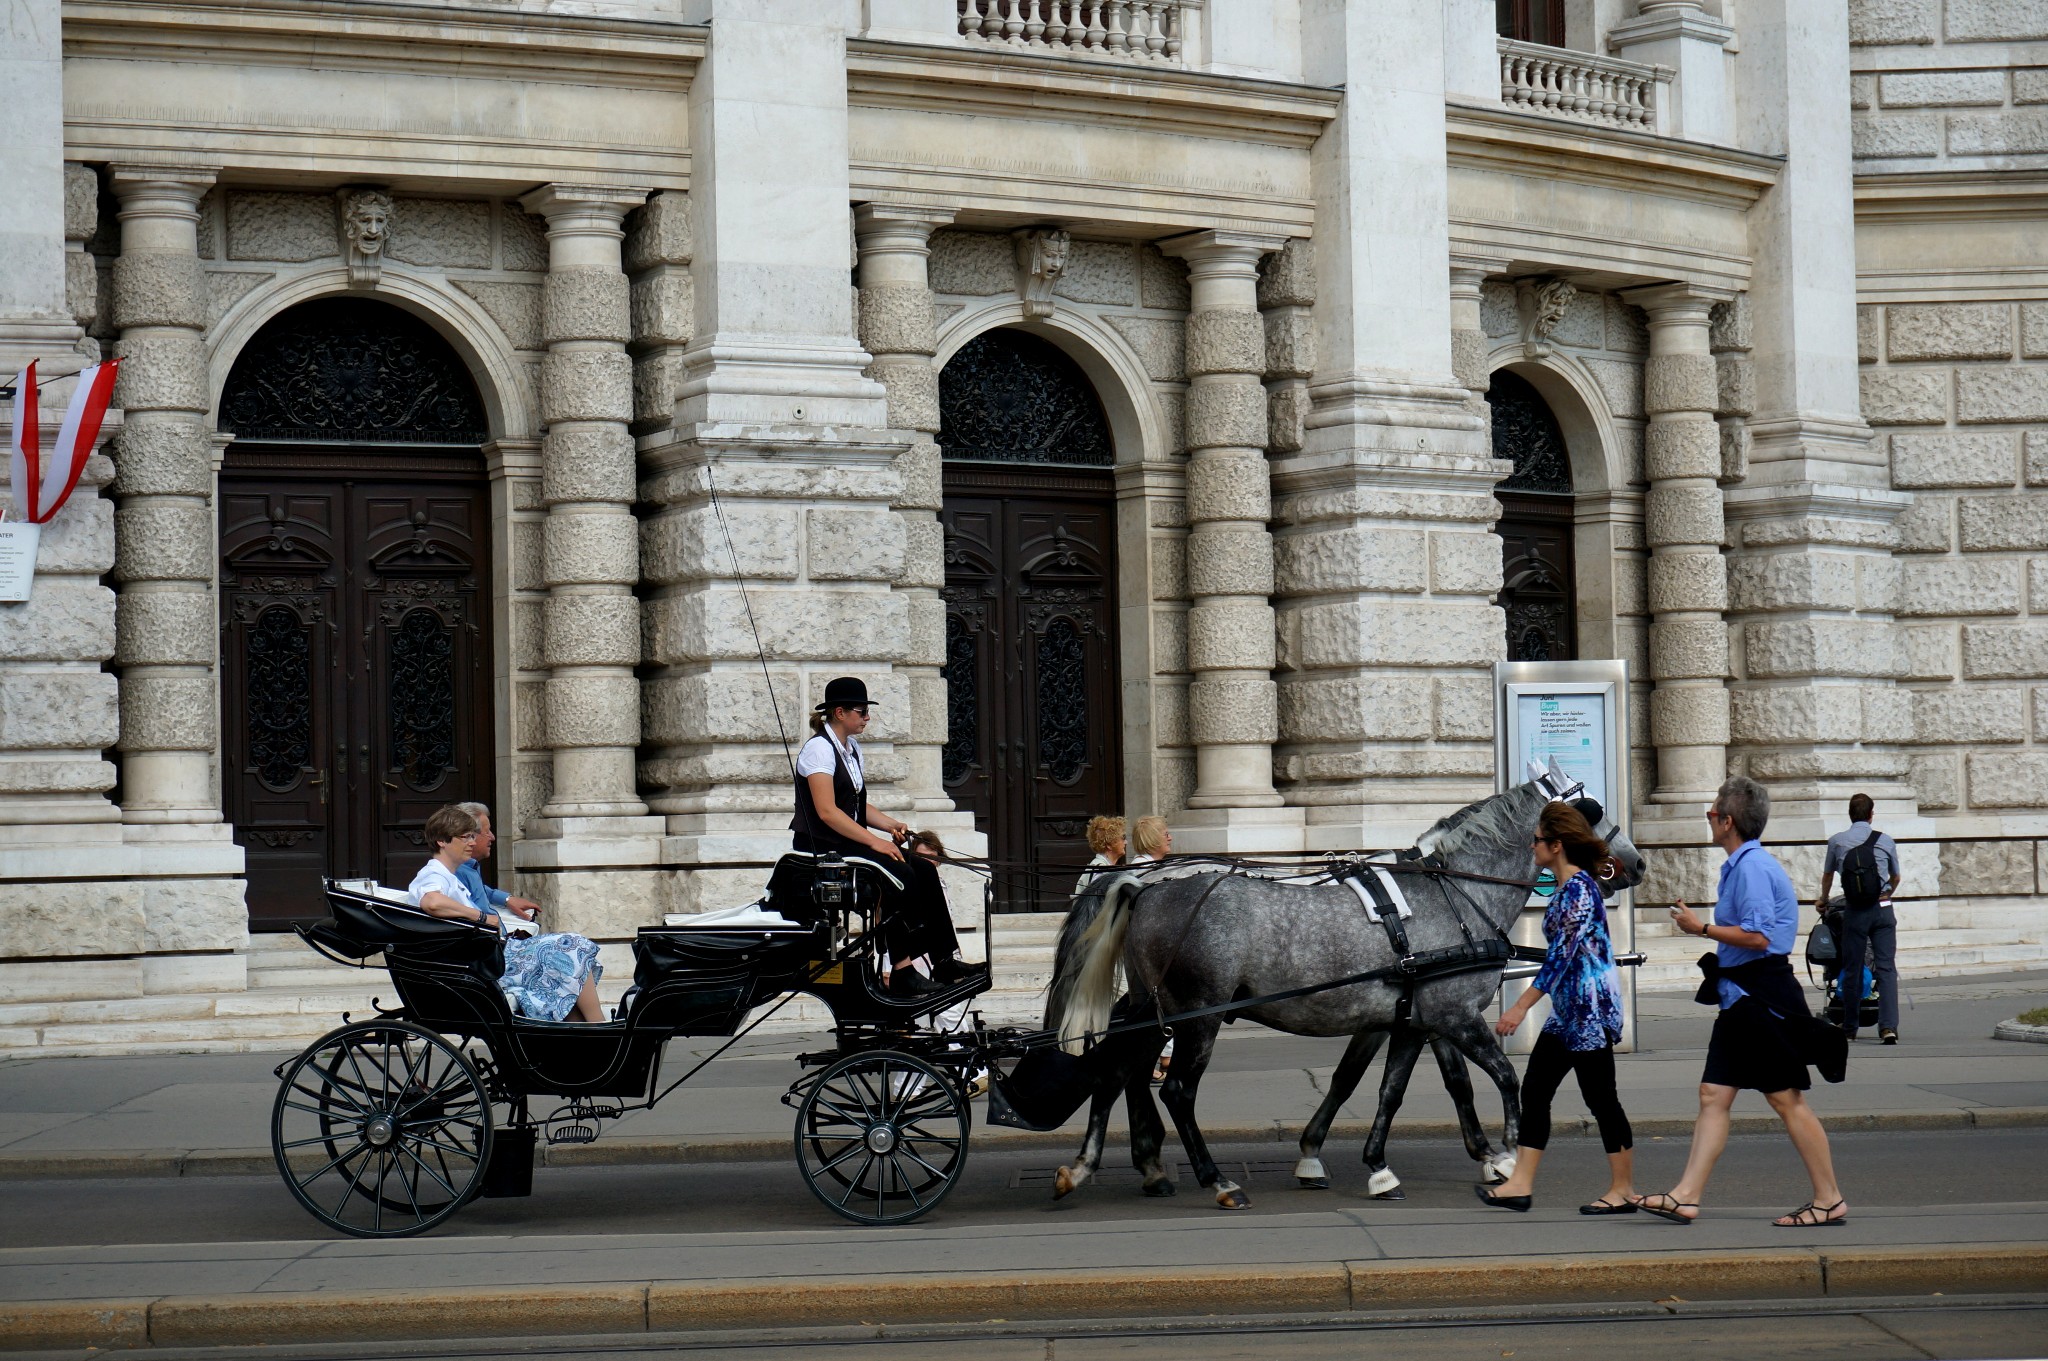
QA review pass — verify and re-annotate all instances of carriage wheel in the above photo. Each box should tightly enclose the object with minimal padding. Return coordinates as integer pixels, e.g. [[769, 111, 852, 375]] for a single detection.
[[794, 1049, 968, 1226], [272, 1020, 492, 1237]]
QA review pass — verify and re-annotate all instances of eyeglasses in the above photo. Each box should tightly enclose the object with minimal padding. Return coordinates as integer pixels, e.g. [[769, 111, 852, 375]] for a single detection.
[[848, 705, 871, 718]]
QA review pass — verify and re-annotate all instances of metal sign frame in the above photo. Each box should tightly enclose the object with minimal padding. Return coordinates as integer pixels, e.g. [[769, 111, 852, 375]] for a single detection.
[[1494, 658, 1638, 1053]]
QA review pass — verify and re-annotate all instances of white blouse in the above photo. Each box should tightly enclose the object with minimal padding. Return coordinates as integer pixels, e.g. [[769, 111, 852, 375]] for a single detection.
[[408, 859, 479, 914], [795, 730, 864, 791]]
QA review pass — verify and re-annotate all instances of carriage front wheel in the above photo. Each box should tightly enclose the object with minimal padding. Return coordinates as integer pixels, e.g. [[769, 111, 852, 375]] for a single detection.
[[271, 1019, 492, 1237], [794, 1049, 968, 1225]]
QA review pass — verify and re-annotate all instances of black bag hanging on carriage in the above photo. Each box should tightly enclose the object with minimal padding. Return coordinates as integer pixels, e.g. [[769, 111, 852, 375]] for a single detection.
[[986, 1045, 1100, 1131]]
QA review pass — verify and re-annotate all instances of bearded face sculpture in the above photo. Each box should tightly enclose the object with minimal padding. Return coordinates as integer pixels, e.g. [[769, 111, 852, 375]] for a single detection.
[[339, 189, 395, 286]]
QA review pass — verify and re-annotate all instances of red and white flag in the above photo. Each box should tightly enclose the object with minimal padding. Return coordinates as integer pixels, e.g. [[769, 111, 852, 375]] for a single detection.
[[6, 359, 118, 524]]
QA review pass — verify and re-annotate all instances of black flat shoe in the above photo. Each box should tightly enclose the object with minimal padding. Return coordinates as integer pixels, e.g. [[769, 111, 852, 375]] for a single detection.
[[1474, 1184, 1530, 1212], [888, 971, 940, 998], [1580, 1198, 1638, 1215]]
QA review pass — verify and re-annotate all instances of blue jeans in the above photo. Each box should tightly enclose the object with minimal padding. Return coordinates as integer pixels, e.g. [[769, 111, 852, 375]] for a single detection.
[[1836, 902, 1898, 1035]]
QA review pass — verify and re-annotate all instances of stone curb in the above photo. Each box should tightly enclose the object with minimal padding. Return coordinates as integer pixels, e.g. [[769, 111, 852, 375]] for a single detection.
[[1994, 1019, 2048, 1045], [4, 1106, 2044, 1181], [3, 1246, 2044, 1350]]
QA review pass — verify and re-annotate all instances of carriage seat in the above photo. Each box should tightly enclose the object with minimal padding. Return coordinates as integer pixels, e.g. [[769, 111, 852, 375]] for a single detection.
[[317, 879, 523, 1015]]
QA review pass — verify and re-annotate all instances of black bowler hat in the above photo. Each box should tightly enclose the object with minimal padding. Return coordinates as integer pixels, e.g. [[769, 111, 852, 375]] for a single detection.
[[816, 676, 877, 712]]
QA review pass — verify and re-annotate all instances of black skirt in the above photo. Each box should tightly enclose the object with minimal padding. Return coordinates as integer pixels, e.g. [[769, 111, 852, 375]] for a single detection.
[[1701, 995, 1811, 1094]]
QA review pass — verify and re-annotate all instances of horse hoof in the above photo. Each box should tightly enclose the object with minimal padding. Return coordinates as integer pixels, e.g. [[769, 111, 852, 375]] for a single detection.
[[1142, 1179, 1177, 1198], [1053, 1166, 1079, 1199], [1297, 1177, 1330, 1190], [1216, 1188, 1251, 1210], [1372, 1187, 1408, 1201]]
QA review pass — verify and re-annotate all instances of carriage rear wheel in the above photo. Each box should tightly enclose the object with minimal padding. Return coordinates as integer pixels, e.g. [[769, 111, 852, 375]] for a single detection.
[[271, 1020, 492, 1237], [794, 1049, 968, 1225]]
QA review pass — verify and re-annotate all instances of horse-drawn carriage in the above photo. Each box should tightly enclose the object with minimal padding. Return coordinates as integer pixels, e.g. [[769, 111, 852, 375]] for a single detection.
[[273, 851, 1007, 1236], [270, 764, 1647, 1237]]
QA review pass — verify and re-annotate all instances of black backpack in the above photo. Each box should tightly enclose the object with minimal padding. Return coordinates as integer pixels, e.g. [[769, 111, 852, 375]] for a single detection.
[[1840, 830, 1885, 911]]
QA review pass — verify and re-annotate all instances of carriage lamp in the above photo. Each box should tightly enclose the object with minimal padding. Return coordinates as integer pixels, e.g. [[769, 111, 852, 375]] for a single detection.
[[813, 855, 852, 906]]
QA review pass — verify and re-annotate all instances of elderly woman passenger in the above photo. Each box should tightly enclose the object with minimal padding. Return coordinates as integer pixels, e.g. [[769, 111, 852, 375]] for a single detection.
[[408, 803, 606, 1023]]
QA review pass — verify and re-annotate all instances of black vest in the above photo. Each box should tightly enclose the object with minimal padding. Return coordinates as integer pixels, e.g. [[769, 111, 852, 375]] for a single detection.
[[791, 734, 866, 854]]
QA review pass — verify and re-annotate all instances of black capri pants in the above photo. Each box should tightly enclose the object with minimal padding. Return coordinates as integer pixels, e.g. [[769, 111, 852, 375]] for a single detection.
[[1520, 1030, 1632, 1154]]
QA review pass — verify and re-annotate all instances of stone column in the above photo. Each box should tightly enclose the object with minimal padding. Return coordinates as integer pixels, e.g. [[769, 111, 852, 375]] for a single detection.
[[1278, 0, 1500, 850], [1449, 256, 1510, 421], [1621, 284, 1731, 810], [635, 0, 920, 916], [511, 185, 666, 939], [855, 203, 956, 817], [109, 165, 222, 824], [1723, 0, 1912, 821], [1160, 229, 1296, 852]]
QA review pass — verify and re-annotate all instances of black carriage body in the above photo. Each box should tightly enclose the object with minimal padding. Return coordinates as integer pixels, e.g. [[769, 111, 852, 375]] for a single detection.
[[307, 853, 989, 1101]]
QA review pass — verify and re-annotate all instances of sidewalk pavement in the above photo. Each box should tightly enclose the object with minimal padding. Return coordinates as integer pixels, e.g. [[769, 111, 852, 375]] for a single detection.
[[2, 971, 2043, 1179]]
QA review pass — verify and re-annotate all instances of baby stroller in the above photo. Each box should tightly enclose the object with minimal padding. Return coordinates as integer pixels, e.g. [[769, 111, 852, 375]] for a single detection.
[[1804, 895, 1879, 1030]]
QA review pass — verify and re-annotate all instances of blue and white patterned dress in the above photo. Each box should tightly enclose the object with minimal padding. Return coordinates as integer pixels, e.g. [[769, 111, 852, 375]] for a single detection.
[[407, 860, 603, 1023], [1531, 868, 1626, 1052]]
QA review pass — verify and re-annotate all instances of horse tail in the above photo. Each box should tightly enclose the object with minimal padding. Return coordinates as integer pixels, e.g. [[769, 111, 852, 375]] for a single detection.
[[1045, 871, 1141, 1056]]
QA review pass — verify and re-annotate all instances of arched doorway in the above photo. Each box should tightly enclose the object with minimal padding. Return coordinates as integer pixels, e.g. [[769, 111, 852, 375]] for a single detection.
[[1488, 370, 1576, 662], [217, 297, 494, 926], [937, 328, 1122, 911]]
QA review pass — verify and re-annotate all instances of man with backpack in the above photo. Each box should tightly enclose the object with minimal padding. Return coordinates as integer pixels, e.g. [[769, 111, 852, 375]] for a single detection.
[[1815, 794, 1903, 1044]]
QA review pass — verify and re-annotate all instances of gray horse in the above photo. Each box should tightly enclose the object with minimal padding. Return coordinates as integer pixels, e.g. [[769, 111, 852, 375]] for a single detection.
[[1292, 796, 1646, 1199], [1043, 773, 1625, 1209]]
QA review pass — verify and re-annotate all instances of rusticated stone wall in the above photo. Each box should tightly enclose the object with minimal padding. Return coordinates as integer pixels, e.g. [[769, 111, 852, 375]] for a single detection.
[[926, 228, 1199, 815], [1851, 1, 2048, 171], [1865, 296, 2048, 814]]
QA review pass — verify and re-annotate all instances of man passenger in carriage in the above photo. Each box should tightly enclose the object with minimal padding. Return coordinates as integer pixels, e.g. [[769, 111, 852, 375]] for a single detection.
[[793, 677, 981, 998], [409, 803, 607, 1023]]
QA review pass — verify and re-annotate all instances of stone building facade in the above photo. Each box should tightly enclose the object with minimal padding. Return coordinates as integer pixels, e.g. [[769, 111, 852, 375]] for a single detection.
[[0, 0, 2042, 1049]]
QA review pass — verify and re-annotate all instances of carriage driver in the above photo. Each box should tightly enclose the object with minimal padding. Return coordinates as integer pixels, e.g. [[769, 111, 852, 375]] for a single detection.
[[793, 676, 980, 999]]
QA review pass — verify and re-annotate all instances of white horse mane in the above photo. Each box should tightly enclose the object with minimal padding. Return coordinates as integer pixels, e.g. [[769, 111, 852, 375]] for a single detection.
[[1415, 783, 1541, 861]]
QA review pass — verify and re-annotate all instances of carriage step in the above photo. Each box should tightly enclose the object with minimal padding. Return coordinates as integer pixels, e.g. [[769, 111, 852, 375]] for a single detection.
[[547, 1123, 598, 1145]]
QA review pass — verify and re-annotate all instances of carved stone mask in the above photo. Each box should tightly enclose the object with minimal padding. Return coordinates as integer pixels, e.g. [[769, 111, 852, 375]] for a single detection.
[[341, 191, 394, 255]]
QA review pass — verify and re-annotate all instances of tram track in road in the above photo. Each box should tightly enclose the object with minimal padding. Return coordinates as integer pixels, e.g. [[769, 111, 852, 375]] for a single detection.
[[35, 1296, 2048, 1361]]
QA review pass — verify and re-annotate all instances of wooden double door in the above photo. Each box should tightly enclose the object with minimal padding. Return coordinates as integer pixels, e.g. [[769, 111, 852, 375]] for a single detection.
[[1497, 491, 1577, 662], [940, 467, 1121, 911], [218, 450, 494, 926]]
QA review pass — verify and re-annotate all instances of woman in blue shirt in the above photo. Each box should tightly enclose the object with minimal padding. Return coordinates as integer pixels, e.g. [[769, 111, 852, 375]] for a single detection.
[[1478, 801, 1635, 1214]]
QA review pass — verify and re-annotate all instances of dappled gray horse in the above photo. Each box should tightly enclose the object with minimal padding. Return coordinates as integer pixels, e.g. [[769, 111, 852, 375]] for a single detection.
[[1292, 796, 1646, 1199], [1043, 775, 1583, 1209]]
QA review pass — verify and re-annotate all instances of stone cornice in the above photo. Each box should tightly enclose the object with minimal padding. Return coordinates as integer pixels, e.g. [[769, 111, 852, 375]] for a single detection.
[[62, 0, 705, 90], [1853, 170, 2048, 224], [1447, 101, 1782, 212], [846, 41, 1341, 150]]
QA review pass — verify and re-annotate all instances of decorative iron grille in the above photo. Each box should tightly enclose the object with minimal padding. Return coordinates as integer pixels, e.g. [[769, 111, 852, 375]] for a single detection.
[[1488, 371, 1571, 494], [388, 608, 456, 791], [220, 298, 488, 444], [1035, 616, 1089, 784], [939, 329, 1113, 466], [942, 613, 978, 786], [246, 606, 313, 791]]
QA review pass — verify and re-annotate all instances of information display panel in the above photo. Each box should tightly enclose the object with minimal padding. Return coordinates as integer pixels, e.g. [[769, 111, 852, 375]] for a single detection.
[[1495, 660, 1636, 1053]]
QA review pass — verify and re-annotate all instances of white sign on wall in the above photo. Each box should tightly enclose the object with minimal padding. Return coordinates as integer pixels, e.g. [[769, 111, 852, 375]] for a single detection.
[[0, 523, 39, 602]]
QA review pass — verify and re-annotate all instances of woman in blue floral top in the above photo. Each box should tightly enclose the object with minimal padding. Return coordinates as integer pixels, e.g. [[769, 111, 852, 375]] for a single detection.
[[1477, 800, 1636, 1214]]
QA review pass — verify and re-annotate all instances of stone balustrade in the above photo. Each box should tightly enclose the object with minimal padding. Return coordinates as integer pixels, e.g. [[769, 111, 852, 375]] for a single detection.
[[1497, 37, 1671, 133], [957, 0, 1187, 63]]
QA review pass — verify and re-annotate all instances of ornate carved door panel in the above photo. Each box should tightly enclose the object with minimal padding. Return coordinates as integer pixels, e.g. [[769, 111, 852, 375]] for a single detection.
[[1488, 370, 1577, 662], [940, 470, 1121, 911], [220, 456, 493, 926]]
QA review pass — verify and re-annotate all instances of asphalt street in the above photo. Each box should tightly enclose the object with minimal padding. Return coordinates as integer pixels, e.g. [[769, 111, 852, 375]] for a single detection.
[[6, 1126, 2046, 1248]]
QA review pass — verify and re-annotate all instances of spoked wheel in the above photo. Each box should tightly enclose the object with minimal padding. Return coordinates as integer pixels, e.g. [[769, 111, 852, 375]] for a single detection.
[[795, 1049, 968, 1225], [271, 1020, 492, 1237]]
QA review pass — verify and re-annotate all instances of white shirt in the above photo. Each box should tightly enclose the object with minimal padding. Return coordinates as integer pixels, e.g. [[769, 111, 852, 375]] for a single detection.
[[409, 859, 479, 914], [796, 730, 864, 791]]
